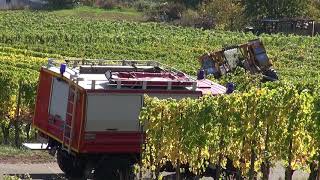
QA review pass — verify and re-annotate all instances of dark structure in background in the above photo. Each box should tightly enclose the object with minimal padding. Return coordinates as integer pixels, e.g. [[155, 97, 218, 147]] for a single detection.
[[247, 18, 319, 36], [0, 0, 27, 9], [0, 0, 45, 9]]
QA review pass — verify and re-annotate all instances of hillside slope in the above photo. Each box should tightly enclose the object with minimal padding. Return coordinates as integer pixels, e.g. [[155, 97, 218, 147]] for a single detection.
[[0, 10, 318, 85]]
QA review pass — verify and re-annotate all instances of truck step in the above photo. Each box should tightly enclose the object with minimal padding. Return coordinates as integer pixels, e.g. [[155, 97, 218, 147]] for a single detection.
[[22, 143, 48, 150]]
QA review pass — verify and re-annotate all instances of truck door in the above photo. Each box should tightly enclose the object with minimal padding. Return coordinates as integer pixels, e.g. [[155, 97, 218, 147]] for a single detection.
[[49, 78, 69, 122]]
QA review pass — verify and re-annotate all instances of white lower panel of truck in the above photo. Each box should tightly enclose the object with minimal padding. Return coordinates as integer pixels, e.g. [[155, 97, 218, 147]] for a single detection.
[[85, 94, 143, 132], [85, 93, 200, 132]]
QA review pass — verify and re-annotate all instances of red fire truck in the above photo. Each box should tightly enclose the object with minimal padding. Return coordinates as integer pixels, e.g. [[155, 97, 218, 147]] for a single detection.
[[32, 59, 227, 179]]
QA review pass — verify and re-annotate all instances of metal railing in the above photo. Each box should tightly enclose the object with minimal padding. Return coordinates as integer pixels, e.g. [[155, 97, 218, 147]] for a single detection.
[[47, 58, 198, 91]]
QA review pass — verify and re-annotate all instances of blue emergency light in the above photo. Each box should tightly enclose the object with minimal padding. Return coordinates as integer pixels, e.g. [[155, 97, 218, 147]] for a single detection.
[[60, 64, 66, 75], [197, 69, 205, 80], [226, 82, 235, 94]]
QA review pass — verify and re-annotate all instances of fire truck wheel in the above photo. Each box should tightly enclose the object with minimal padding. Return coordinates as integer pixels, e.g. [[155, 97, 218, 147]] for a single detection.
[[57, 150, 87, 179]]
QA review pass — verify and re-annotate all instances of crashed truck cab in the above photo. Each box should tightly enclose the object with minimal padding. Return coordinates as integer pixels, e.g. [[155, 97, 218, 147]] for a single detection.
[[31, 59, 226, 178], [198, 39, 279, 82]]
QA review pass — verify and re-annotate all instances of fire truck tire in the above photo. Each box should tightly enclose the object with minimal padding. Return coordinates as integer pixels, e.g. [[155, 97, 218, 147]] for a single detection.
[[57, 150, 87, 179]]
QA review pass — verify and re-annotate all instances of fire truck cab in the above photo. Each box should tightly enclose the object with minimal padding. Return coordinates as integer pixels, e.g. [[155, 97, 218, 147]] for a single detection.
[[198, 39, 278, 82], [32, 59, 226, 179]]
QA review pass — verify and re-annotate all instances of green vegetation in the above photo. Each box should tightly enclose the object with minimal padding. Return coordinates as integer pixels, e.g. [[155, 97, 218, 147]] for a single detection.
[[141, 84, 320, 179], [0, 46, 47, 146], [3, 176, 23, 180], [0, 145, 32, 157], [0, 8, 319, 179], [76, 0, 320, 30], [243, 0, 311, 20], [0, 145, 55, 163], [0, 11, 318, 83], [49, 5, 144, 21], [3, 174, 32, 180]]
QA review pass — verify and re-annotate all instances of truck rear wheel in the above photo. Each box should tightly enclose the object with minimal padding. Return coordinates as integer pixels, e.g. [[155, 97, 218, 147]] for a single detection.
[[57, 149, 87, 179]]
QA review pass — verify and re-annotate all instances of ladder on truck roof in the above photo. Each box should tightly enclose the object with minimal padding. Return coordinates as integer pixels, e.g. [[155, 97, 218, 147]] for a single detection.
[[62, 83, 78, 153], [48, 59, 186, 76], [48, 58, 161, 67], [48, 58, 198, 91]]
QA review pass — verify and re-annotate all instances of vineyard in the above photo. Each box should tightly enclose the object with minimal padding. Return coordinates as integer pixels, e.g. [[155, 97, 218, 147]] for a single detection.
[[141, 86, 320, 179], [0, 11, 319, 83], [0, 10, 319, 179]]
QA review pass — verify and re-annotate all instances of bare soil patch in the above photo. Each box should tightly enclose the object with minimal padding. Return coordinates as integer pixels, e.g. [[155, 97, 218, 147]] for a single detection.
[[0, 146, 55, 164]]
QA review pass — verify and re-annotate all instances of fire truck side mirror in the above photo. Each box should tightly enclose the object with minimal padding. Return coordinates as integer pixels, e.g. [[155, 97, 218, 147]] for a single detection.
[[47, 58, 54, 68], [105, 70, 112, 80]]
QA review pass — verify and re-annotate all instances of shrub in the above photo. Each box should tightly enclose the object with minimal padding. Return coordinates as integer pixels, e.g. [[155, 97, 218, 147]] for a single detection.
[[80, 0, 95, 6], [46, 0, 77, 8], [196, 14, 216, 29], [198, 0, 245, 30], [165, 0, 203, 8], [178, 9, 215, 29], [146, 2, 186, 22], [80, 0, 123, 9], [134, 0, 155, 12], [179, 9, 199, 26], [95, 0, 118, 9]]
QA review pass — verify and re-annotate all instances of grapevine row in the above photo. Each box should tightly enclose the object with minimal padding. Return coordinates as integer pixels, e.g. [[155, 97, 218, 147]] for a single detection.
[[0, 11, 319, 83], [140, 85, 320, 178]]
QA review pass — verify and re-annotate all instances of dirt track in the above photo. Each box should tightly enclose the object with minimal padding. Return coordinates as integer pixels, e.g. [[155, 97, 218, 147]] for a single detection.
[[0, 162, 309, 180], [0, 163, 65, 179]]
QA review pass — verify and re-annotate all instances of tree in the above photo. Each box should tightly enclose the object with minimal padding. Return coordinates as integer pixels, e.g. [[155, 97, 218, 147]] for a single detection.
[[306, 0, 320, 20], [46, 0, 78, 8], [243, 0, 310, 20], [0, 76, 17, 145], [199, 0, 245, 30], [167, 0, 204, 8]]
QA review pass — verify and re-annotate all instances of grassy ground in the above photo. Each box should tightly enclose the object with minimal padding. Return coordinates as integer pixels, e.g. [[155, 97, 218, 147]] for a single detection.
[[0, 145, 55, 164], [3, 175, 28, 180], [49, 5, 144, 21]]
